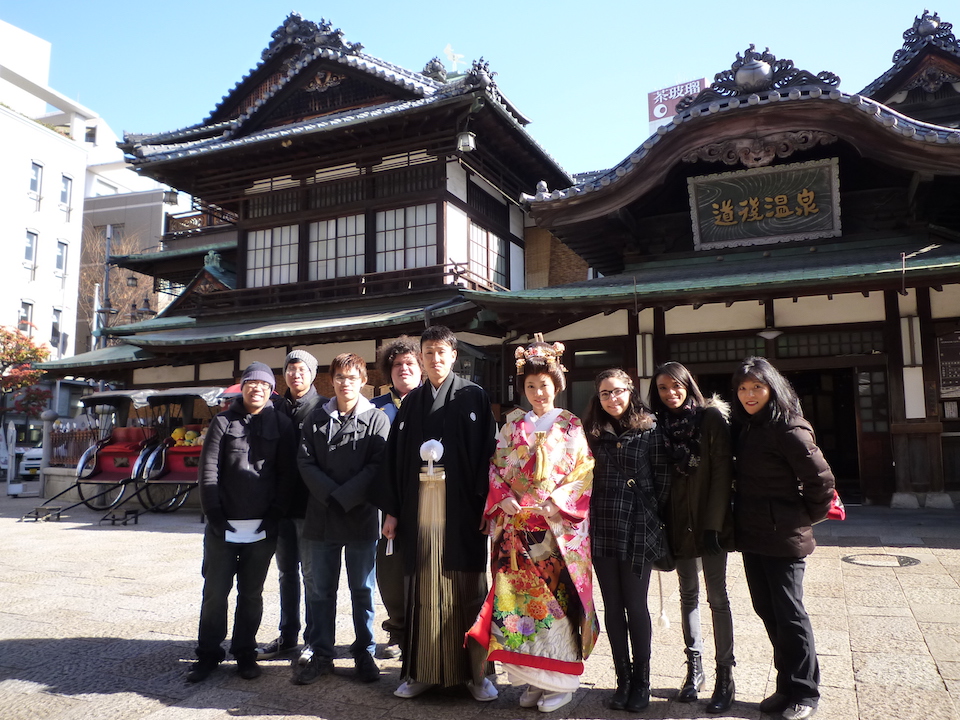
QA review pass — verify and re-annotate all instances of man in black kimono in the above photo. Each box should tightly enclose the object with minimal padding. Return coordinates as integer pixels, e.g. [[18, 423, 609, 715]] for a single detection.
[[380, 325, 498, 701]]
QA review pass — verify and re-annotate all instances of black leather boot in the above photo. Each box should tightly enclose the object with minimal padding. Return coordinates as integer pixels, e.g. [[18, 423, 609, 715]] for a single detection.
[[609, 656, 631, 710], [705, 665, 735, 714], [625, 659, 650, 712], [677, 650, 705, 702]]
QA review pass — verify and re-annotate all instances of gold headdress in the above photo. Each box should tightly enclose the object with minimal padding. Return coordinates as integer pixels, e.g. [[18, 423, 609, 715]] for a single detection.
[[515, 332, 567, 372]]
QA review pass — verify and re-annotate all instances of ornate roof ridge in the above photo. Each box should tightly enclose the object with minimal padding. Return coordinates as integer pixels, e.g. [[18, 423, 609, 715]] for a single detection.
[[524, 82, 960, 205], [861, 10, 960, 97], [677, 45, 841, 112], [205, 13, 445, 124]]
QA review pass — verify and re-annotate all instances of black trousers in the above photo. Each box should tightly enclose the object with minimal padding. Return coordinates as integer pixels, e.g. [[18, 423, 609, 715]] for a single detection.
[[593, 556, 653, 665], [741, 552, 820, 707]]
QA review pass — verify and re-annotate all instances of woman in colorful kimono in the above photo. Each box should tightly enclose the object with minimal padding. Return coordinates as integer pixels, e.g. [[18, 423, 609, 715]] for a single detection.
[[467, 339, 598, 714]]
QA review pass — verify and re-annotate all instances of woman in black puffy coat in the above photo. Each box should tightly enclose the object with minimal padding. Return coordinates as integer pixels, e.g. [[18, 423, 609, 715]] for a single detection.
[[732, 357, 835, 720]]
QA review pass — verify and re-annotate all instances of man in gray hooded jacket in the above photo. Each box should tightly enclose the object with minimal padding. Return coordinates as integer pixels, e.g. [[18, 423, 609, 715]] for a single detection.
[[294, 352, 390, 686]]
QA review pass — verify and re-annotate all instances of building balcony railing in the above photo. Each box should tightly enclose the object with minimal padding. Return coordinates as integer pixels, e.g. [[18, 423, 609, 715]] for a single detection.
[[189, 264, 499, 315], [165, 201, 238, 237]]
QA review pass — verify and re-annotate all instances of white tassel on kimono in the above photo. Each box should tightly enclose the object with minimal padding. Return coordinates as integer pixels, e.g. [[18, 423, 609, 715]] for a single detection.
[[656, 572, 670, 629], [420, 439, 444, 475]]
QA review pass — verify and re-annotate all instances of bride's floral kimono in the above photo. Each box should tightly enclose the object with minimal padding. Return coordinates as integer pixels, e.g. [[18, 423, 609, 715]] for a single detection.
[[467, 407, 599, 693]]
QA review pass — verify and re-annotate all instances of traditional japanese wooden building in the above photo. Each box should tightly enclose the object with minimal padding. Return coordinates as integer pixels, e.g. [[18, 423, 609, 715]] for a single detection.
[[42, 11, 960, 507], [468, 11, 960, 507], [41, 13, 571, 402]]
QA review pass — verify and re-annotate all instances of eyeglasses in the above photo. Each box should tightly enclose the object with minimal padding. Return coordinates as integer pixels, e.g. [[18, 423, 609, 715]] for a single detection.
[[333, 374, 362, 385], [243, 381, 272, 390], [598, 387, 630, 401]]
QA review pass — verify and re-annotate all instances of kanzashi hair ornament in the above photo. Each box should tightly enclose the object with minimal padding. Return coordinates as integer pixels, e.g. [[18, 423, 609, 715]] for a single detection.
[[515, 335, 567, 373]]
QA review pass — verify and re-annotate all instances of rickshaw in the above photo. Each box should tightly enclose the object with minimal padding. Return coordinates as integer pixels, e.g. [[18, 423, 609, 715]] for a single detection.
[[27, 389, 156, 517], [102, 386, 223, 521]]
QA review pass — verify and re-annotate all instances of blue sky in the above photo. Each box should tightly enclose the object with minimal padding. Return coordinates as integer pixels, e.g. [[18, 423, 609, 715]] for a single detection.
[[2, 1, 937, 176]]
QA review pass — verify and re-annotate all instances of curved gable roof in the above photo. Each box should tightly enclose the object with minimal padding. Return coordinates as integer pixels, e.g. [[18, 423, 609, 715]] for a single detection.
[[861, 10, 960, 100], [525, 45, 960, 228]]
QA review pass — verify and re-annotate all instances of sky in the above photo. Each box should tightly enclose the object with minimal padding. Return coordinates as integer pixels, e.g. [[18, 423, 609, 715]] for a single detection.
[[1, 0, 938, 176]]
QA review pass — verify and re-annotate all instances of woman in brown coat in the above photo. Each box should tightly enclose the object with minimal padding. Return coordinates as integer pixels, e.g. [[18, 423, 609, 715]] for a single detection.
[[732, 357, 834, 720], [650, 362, 736, 714]]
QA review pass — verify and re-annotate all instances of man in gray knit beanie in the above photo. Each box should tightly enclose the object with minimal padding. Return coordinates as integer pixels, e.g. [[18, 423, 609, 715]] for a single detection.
[[256, 348, 325, 663], [284, 350, 318, 385]]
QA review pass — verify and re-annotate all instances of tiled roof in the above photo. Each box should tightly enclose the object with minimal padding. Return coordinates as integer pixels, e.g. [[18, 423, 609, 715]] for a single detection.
[[463, 235, 960, 306], [525, 41, 960, 207], [524, 89, 960, 206], [860, 10, 960, 98]]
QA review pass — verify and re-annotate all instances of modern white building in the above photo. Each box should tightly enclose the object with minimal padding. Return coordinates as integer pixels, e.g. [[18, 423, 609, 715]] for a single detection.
[[0, 20, 182, 439]]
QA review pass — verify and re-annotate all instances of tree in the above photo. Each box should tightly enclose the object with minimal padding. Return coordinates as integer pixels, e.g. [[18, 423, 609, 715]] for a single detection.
[[14, 386, 53, 421], [77, 223, 158, 353], [0, 326, 50, 423]]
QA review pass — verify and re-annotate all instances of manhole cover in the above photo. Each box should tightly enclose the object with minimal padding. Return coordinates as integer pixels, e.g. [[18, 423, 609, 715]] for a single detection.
[[842, 553, 921, 567]]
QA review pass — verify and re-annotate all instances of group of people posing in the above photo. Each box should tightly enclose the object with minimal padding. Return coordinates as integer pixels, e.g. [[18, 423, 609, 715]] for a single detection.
[[188, 326, 836, 720]]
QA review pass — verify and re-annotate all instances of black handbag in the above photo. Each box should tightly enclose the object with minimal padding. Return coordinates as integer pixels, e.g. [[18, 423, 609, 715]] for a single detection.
[[603, 445, 675, 572]]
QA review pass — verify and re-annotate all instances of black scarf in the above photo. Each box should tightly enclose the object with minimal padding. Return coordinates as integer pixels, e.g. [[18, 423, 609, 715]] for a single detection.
[[661, 405, 704, 476]]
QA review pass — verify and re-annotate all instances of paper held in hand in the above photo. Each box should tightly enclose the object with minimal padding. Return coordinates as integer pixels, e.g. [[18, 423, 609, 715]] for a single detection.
[[225, 519, 266, 543]]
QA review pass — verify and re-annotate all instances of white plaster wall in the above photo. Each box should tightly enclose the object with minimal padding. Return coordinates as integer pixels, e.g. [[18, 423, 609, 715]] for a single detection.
[[198, 361, 235, 382], [774, 293, 885, 327], [446, 160, 467, 202], [510, 206, 524, 240], [299, 341, 377, 367], [445, 202, 469, 267], [931, 285, 960, 319], [637, 308, 656, 334], [133, 365, 194, 386], [541, 310, 629, 342], [239, 347, 287, 370], [510, 241, 525, 291], [903, 366, 926, 419], [666, 302, 765, 335], [897, 288, 918, 316]]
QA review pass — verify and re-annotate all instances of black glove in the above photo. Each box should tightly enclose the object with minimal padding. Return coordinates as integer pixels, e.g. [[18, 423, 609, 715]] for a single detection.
[[702, 529, 723, 556], [205, 509, 236, 536], [255, 507, 283, 536], [255, 517, 278, 537]]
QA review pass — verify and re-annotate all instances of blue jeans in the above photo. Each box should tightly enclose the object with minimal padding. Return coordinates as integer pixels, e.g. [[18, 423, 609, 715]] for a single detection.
[[197, 524, 277, 660], [676, 553, 735, 666], [274, 518, 311, 643], [303, 538, 377, 660]]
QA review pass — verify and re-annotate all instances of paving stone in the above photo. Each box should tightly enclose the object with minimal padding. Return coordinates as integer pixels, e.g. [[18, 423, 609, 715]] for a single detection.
[[853, 653, 945, 690], [855, 685, 959, 720], [1, 496, 958, 719]]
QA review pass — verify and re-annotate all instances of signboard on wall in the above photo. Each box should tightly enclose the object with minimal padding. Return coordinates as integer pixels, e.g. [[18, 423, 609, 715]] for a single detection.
[[687, 158, 841, 250], [647, 79, 705, 124], [939, 332, 960, 398]]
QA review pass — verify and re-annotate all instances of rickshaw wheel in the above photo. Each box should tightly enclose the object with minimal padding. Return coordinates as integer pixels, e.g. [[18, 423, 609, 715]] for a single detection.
[[77, 481, 126, 511], [143, 482, 191, 512]]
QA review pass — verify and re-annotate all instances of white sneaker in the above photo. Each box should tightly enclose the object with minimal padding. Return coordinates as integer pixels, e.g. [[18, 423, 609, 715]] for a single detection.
[[538, 691, 572, 713], [467, 677, 498, 702], [394, 680, 436, 698], [520, 686, 543, 708]]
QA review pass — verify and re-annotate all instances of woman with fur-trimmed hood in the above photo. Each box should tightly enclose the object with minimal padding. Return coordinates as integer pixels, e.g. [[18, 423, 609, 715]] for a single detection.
[[650, 362, 736, 714]]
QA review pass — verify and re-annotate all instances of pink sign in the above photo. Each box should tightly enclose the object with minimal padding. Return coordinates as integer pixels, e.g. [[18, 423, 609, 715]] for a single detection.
[[648, 79, 706, 123]]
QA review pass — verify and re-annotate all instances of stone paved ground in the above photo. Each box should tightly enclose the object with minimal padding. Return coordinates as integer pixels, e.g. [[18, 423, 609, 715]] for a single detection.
[[0, 491, 958, 720]]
